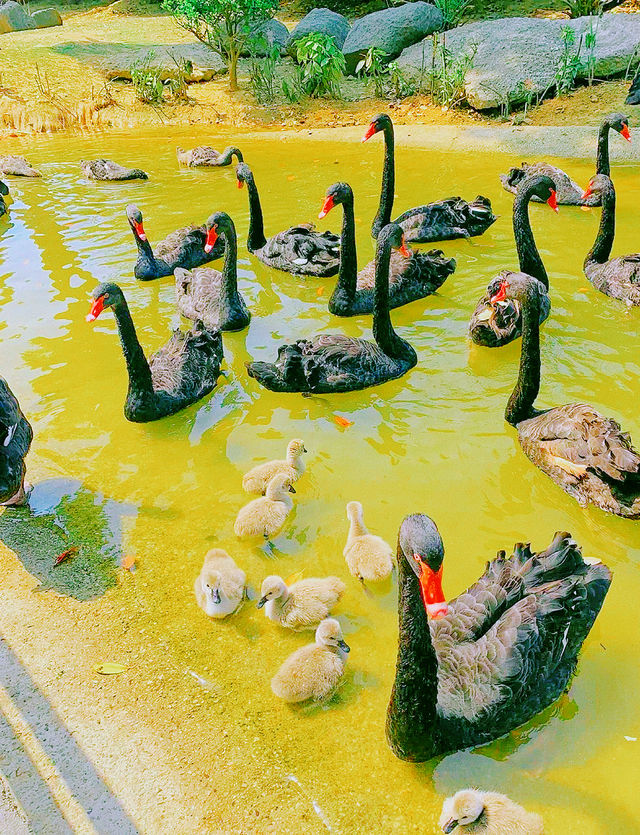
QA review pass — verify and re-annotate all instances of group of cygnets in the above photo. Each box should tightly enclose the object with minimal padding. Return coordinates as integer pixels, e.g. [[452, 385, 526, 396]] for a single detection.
[[194, 437, 393, 704]]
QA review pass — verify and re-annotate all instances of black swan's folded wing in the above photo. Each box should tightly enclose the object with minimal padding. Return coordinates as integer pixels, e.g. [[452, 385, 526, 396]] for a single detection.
[[263, 224, 340, 267], [150, 325, 222, 396]]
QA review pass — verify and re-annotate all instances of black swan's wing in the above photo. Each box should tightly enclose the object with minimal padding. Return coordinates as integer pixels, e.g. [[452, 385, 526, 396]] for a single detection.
[[188, 147, 220, 166], [395, 196, 496, 243], [499, 162, 586, 205], [262, 224, 341, 275], [356, 249, 455, 295], [0, 377, 33, 501], [586, 255, 640, 306], [175, 267, 223, 316], [149, 324, 223, 397]]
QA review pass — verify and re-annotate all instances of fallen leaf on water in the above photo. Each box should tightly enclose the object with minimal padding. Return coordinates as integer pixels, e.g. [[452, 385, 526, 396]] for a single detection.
[[581, 206, 592, 212], [578, 288, 590, 293], [122, 555, 136, 571], [285, 569, 304, 585], [624, 736, 637, 742], [54, 546, 78, 566], [93, 662, 127, 675], [317, 286, 324, 296], [287, 175, 296, 181], [334, 415, 353, 428]]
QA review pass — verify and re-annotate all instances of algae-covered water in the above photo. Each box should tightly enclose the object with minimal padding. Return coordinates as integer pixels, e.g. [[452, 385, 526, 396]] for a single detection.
[[1, 128, 639, 833]]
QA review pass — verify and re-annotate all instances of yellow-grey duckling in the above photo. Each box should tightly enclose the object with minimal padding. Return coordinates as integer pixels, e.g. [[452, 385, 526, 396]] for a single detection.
[[233, 473, 295, 540], [343, 501, 393, 582], [439, 790, 543, 834], [257, 574, 345, 630], [194, 549, 246, 619], [271, 618, 349, 702], [242, 439, 307, 495]]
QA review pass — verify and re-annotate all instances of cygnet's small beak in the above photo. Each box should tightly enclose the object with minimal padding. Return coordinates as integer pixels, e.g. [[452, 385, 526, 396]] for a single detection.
[[257, 596, 267, 609], [212, 588, 221, 604], [338, 639, 350, 653], [302, 446, 307, 453], [289, 485, 296, 493], [442, 819, 457, 834]]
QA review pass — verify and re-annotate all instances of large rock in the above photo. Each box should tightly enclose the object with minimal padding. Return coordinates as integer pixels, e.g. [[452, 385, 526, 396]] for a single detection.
[[286, 8, 350, 56], [343, 2, 443, 74], [31, 8, 62, 29], [53, 42, 225, 82], [396, 13, 640, 111], [244, 18, 289, 57], [0, 1, 35, 33]]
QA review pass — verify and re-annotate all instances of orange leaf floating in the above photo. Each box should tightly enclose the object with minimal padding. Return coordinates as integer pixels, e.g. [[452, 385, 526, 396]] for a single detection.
[[581, 206, 592, 212], [54, 546, 78, 566], [122, 555, 136, 571], [287, 175, 296, 181], [334, 415, 354, 428], [317, 286, 325, 296], [578, 288, 590, 294], [93, 662, 127, 675], [285, 569, 305, 585]]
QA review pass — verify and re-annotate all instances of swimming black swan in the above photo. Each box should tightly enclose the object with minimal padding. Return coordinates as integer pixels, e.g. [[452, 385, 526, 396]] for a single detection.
[[175, 211, 251, 332], [581, 174, 640, 306], [386, 513, 611, 762], [0, 376, 33, 506], [127, 204, 223, 281], [246, 223, 417, 393], [87, 282, 223, 422], [362, 114, 496, 242], [176, 146, 243, 167], [235, 162, 340, 277], [497, 272, 640, 517], [469, 174, 556, 347], [0, 155, 40, 177], [0, 180, 8, 217], [319, 182, 455, 316], [81, 160, 148, 181], [500, 113, 630, 206]]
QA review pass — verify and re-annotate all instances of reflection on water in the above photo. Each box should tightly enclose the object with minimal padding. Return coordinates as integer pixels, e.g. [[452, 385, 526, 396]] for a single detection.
[[1, 128, 639, 831]]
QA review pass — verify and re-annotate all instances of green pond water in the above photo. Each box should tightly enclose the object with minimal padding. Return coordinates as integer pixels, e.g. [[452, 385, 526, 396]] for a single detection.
[[1, 127, 640, 833]]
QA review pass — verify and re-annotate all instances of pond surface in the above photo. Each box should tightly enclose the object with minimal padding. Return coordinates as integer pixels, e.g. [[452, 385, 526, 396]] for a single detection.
[[1, 127, 640, 832]]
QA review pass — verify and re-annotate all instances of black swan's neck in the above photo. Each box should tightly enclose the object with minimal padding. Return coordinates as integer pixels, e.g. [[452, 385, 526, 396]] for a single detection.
[[386, 547, 440, 761], [373, 240, 412, 359], [513, 187, 548, 288], [596, 121, 612, 177], [244, 173, 267, 252], [586, 180, 615, 266], [221, 224, 240, 303], [112, 298, 154, 401], [132, 225, 155, 265], [219, 146, 243, 165], [373, 123, 395, 238], [330, 197, 358, 309], [506, 289, 541, 426]]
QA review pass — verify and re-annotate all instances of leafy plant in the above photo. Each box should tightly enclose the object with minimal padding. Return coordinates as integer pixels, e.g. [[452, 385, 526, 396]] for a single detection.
[[355, 47, 389, 98], [387, 61, 421, 99], [292, 32, 345, 98], [249, 46, 280, 104], [429, 35, 476, 109], [554, 26, 584, 96], [163, 0, 279, 91], [564, 0, 602, 16], [130, 52, 192, 105], [583, 15, 600, 86], [433, 0, 473, 30]]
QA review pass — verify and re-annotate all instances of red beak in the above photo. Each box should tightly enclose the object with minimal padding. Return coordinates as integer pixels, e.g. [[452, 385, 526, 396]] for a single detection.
[[415, 557, 448, 620], [547, 189, 558, 213], [86, 295, 106, 322], [582, 182, 593, 200], [490, 280, 508, 306], [204, 224, 218, 254], [399, 235, 411, 258], [237, 179, 244, 189], [362, 123, 376, 143], [133, 221, 146, 241], [319, 194, 335, 219], [621, 124, 631, 142]]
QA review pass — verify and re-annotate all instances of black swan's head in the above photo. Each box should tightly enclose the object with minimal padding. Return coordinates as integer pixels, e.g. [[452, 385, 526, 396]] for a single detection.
[[126, 204, 146, 240], [398, 514, 448, 620], [235, 162, 252, 190], [362, 113, 392, 142], [87, 282, 124, 322], [606, 112, 631, 141], [319, 182, 353, 218], [516, 174, 558, 212], [378, 222, 411, 257], [204, 210, 233, 253], [582, 172, 614, 203], [490, 272, 546, 309]]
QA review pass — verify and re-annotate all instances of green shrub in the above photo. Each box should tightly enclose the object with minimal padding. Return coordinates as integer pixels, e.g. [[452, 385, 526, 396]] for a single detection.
[[249, 46, 280, 105], [130, 52, 191, 105], [292, 32, 345, 98], [429, 36, 476, 109], [564, 0, 602, 16], [433, 0, 473, 30], [355, 47, 389, 98]]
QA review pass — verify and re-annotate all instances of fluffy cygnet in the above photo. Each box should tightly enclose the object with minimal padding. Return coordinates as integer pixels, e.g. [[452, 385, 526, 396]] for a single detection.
[[258, 574, 345, 630], [439, 789, 544, 834], [343, 501, 393, 582], [271, 618, 350, 702], [194, 549, 246, 619], [233, 473, 295, 539], [242, 439, 306, 495]]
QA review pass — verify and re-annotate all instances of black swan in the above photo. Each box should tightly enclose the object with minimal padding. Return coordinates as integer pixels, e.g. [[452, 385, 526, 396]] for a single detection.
[[0, 376, 33, 506], [319, 182, 455, 316], [246, 223, 417, 393], [362, 114, 496, 242], [386, 513, 611, 762], [0, 180, 8, 217], [235, 162, 340, 278], [581, 173, 640, 306], [81, 159, 148, 181], [469, 174, 556, 348], [127, 204, 223, 281], [498, 272, 640, 517], [500, 113, 630, 206], [86, 282, 223, 422], [175, 211, 251, 332], [0, 155, 40, 177], [176, 146, 243, 167]]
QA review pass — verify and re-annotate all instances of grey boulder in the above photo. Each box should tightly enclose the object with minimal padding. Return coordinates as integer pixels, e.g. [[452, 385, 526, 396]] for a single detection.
[[31, 8, 62, 28], [343, 2, 443, 74], [244, 18, 289, 56], [0, 1, 36, 33], [286, 8, 350, 55]]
